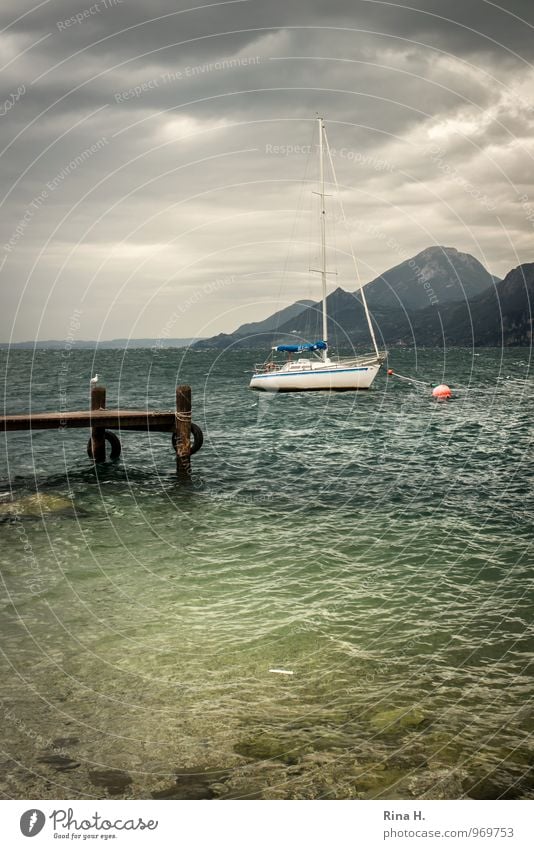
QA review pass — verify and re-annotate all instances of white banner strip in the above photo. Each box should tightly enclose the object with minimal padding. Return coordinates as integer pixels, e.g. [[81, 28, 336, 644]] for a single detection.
[[2, 799, 533, 848]]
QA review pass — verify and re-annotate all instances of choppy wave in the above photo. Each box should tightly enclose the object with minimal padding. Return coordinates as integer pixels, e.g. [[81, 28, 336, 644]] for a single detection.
[[0, 347, 532, 799]]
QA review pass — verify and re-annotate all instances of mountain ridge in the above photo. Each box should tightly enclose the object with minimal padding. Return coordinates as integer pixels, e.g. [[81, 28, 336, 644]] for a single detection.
[[194, 247, 531, 350], [234, 299, 315, 337], [358, 245, 495, 311]]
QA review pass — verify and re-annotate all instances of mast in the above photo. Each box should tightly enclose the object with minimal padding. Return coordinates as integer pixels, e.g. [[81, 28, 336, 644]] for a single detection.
[[318, 117, 328, 361]]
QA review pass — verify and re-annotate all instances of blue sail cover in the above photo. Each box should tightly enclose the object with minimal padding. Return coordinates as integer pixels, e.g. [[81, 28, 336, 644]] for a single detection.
[[274, 340, 327, 353]]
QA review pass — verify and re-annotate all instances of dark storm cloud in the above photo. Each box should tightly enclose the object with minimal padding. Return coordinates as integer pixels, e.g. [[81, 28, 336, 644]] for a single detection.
[[3, 0, 534, 58], [0, 1, 533, 340]]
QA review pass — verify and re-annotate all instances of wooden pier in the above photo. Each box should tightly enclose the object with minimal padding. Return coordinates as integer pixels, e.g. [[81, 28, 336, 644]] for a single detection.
[[0, 384, 203, 477]]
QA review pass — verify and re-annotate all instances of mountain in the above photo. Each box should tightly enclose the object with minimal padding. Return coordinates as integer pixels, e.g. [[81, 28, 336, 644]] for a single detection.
[[272, 286, 393, 347], [194, 246, 498, 349], [233, 300, 314, 337], [407, 263, 533, 347], [274, 264, 532, 349], [362, 246, 495, 311]]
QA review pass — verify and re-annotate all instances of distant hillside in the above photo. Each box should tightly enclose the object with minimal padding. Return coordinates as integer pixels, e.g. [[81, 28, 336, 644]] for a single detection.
[[294, 265, 532, 348], [0, 338, 201, 350], [234, 300, 314, 337], [195, 245, 500, 349], [271, 287, 394, 347], [362, 246, 494, 311], [263, 246, 497, 346], [407, 262, 533, 347], [266, 264, 532, 348]]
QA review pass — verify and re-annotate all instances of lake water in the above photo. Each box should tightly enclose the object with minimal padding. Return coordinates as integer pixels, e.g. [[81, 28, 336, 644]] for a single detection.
[[0, 347, 532, 800]]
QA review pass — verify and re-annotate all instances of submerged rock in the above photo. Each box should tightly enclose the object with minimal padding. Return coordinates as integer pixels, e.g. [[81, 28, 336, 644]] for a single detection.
[[37, 754, 80, 772], [407, 768, 466, 800], [152, 767, 230, 800], [462, 758, 532, 801], [353, 764, 409, 799], [88, 768, 132, 795], [0, 493, 75, 520], [235, 733, 312, 765], [424, 731, 463, 766], [386, 749, 428, 770], [216, 762, 283, 800], [369, 707, 428, 734], [51, 736, 80, 749]]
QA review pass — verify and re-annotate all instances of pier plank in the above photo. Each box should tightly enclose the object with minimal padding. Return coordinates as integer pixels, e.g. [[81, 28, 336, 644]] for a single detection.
[[1, 383, 198, 474], [0, 410, 176, 432]]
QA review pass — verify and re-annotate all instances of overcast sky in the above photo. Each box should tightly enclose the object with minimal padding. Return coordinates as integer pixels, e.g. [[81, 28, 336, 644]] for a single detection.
[[1, 0, 533, 341]]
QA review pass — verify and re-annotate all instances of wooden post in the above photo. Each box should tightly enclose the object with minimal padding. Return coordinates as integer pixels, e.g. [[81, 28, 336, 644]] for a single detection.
[[175, 384, 191, 478], [90, 385, 106, 463]]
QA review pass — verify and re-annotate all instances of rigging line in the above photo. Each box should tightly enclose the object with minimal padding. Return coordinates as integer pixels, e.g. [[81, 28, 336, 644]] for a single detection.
[[330, 161, 340, 352], [273, 121, 317, 336], [323, 131, 381, 359], [389, 371, 505, 393], [307, 122, 317, 312]]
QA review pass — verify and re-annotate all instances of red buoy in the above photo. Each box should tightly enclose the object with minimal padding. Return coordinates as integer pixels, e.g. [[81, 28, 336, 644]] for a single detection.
[[432, 384, 452, 399], [387, 369, 394, 375]]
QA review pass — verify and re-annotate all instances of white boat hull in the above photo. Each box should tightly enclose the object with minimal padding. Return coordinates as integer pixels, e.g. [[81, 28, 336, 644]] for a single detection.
[[250, 362, 382, 392]]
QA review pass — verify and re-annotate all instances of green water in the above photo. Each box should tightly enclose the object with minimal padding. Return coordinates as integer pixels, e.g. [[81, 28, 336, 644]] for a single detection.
[[0, 347, 532, 799]]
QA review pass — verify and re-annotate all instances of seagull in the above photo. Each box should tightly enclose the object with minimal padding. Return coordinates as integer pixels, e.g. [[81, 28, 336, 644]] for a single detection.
[[90, 374, 99, 385]]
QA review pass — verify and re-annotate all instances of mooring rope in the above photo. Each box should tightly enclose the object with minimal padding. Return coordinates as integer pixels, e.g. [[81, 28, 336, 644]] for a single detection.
[[387, 369, 431, 388], [387, 369, 528, 394]]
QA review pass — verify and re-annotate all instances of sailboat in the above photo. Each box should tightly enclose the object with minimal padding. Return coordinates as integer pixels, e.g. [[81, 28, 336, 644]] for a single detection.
[[249, 117, 386, 392]]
